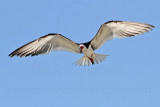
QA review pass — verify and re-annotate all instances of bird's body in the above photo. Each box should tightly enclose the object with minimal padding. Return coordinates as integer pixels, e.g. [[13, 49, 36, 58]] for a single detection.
[[9, 21, 154, 66], [80, 45, 95, 64]]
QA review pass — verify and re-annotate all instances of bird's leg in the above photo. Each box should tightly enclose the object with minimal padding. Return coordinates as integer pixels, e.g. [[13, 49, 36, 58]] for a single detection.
[[87, 54, 94, 65]]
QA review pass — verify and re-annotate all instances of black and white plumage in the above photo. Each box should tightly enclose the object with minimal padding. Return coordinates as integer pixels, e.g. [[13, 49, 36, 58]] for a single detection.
[[9, 21, 154, 66]]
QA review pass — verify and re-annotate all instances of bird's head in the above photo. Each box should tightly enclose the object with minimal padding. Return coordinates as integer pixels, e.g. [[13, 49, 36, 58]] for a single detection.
[[79, 44, 86, 52]]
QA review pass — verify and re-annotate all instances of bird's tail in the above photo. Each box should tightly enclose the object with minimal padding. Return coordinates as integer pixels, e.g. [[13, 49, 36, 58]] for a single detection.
[[75, 53, 108, 66]]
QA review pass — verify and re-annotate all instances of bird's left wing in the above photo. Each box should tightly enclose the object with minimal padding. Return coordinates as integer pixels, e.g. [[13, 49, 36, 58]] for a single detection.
[[90, 21, 154, 50], [9, 33, 81, 57]]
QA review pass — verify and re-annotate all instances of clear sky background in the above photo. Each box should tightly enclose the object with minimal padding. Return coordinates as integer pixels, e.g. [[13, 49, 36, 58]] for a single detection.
[[0, 0, 160, 107]]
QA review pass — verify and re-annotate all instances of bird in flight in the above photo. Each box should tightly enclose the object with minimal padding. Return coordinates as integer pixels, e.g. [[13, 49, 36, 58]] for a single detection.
[[9, 21, 154, 66]]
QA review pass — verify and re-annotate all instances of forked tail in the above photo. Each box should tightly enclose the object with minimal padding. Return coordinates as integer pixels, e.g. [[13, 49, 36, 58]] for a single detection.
[[75, 53, 108, 66]]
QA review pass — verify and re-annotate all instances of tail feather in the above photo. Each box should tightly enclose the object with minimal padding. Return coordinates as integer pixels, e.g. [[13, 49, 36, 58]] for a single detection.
[[75, 56, 90, 66], [95, 54, 107, 63], [75, 53, 108, 66]]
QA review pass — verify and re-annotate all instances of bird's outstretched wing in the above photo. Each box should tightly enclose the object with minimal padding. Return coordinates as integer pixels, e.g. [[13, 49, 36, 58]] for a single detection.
[[9, 33, 81, 57], [90, 21, 155, 50]]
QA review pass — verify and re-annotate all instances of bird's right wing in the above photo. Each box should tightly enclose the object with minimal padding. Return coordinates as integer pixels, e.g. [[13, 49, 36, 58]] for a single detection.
[[9, 33, 81, 57], [90, 21, 154, 50]]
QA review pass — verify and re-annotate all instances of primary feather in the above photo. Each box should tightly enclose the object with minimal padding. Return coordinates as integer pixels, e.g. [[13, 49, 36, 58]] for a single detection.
[[90, 21, 154, 50], [9, 33, 81, 57]]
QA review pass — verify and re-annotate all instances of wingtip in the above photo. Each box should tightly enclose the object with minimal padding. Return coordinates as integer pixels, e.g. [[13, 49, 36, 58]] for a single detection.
[[150, 25, 155, 28], [105, 20, 155, 28], [8, 54, 12, 57], [8, 53, 14, 58]]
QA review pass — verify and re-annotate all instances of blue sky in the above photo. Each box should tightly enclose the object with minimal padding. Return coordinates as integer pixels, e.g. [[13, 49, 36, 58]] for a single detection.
[[0, 0, 160, 107]]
